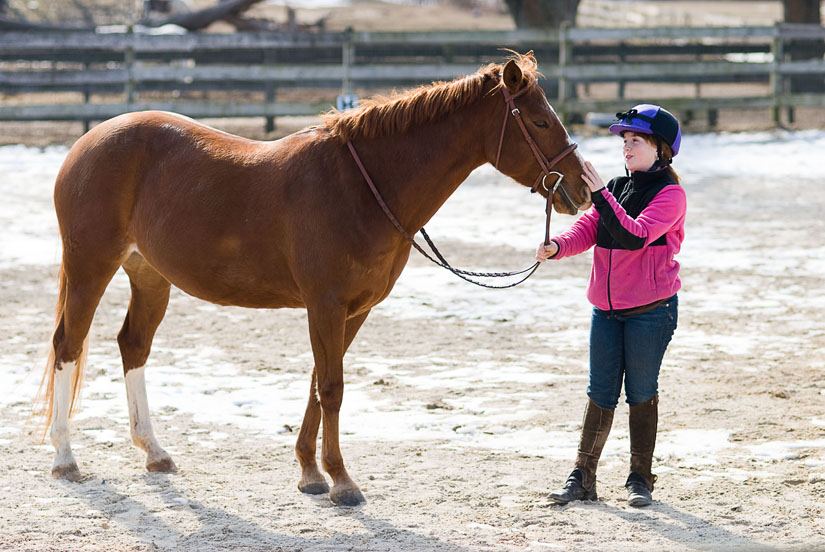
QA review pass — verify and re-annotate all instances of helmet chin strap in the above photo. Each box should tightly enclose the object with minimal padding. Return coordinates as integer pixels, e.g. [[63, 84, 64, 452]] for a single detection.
[[649, 137, 672, 171], [657, 137, 674, 166]]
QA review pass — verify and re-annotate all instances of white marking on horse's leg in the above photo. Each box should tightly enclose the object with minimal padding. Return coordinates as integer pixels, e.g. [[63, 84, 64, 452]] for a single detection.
[[125, 367, 176, 472], [50, 360, 81, 480]]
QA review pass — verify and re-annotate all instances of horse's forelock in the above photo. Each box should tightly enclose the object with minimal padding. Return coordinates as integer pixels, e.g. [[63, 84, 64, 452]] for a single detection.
[[324, 52, 540, 142]]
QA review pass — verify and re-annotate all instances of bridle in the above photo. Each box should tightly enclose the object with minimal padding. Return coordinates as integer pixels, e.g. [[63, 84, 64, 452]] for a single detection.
[[345, 77, 585, 288], [494, 82, 586, 229]]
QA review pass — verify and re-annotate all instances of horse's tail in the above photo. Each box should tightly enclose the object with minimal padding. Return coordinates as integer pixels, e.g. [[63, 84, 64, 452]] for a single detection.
[[31, 263, 88, 442]]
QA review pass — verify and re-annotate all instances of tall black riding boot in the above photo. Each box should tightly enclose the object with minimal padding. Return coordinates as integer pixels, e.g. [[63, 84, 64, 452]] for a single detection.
[[626, 395, 659, 507], [548, 398, 614, 504]]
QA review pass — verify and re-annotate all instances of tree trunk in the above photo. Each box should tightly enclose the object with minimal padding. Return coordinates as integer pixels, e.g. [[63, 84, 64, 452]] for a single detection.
[[783, 0, 824, 92], [504, 0, 579, 29], [784, 0, 821, 23]]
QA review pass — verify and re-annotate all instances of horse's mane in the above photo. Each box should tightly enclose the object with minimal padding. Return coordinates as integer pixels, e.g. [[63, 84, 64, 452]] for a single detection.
[[322, 52, 539, 142]]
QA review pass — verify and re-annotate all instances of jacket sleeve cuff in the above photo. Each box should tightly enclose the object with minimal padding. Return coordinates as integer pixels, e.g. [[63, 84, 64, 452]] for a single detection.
[[548, 239, 561, 259], [592, 187, 608, 204]]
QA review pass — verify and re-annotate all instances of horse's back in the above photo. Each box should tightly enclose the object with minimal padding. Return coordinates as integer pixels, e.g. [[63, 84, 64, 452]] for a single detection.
[[53, 111, 342, 308], [51, 110, 402, 311]]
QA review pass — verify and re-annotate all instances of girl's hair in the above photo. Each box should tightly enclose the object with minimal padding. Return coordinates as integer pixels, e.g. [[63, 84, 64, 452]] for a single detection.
[[638, 133, 681, 184]]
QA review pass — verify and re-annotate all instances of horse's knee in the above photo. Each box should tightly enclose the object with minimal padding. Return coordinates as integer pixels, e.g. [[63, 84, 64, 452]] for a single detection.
[[295, 436, 315, 460], [317, 381, 343, 411]]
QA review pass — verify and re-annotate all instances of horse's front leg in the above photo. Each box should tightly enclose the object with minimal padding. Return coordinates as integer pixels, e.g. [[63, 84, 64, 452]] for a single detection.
[[301, 305, 366, 506], [296, 310, 370, 495]]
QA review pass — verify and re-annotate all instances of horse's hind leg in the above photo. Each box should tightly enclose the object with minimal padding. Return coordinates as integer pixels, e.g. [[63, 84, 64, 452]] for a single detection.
[[118, 252, 176, 473], [297, 308, 369, 505], [296, 367, 327, 494], [49, 257, 122, 480]]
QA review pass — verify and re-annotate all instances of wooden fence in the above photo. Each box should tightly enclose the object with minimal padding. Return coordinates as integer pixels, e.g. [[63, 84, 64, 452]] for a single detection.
[[1, 23, 824, 130]]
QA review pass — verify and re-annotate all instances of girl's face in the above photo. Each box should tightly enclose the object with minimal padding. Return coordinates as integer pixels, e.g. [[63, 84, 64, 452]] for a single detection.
[[622, 131, 658, 173]]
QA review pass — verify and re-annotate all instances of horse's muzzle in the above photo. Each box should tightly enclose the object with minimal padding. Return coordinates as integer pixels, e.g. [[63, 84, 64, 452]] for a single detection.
[[553, 179, 592, 214], [578, 185, 593, 210]]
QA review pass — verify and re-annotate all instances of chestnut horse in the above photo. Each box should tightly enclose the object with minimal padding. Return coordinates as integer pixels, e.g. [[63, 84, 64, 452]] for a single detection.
[[36, 52, 590, 506]]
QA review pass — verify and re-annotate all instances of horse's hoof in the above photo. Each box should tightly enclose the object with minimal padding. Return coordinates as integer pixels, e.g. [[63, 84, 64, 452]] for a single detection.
[[52, 462, 82, 482], [299, 480, 330, 495], [147, 456, 177, 473], [330, 487, 366, 507]]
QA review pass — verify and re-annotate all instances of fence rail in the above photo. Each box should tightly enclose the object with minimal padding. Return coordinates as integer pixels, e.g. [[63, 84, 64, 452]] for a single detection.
[[1, 23, 824, 130]]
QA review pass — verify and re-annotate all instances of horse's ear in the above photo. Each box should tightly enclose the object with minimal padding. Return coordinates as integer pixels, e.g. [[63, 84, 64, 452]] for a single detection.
[[502, 59, 524, 94]]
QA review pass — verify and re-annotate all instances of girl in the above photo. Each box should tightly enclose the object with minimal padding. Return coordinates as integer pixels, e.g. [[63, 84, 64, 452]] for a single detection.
[[536, 104, 685, 507]]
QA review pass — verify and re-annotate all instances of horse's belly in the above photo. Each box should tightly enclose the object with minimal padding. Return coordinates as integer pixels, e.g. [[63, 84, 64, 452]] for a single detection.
[[135, 245, 305, 309]]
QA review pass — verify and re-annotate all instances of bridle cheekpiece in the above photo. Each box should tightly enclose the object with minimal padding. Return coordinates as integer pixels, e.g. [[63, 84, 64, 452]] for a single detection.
[[493, 76, 584, 213]]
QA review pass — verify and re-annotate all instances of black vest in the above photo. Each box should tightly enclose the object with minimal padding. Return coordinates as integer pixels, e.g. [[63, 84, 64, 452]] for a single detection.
[[593, 169, 678, 251]]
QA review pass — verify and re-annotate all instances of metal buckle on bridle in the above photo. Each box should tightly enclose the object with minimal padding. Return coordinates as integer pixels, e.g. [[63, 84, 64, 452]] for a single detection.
[[548, 171, 565, 195], [511, 108, 520, 116], [532, 170, 564, 194]]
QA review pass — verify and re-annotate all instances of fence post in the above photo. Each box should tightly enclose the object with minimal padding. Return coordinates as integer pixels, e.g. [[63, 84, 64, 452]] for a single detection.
[[770, 22, 784, 126], [83, 62, 91, 133], [617, 41, 625, 100], [557, 21, 571, 123], [342, 27, 354, 98], [125, 25, 136, 110], [264, 49, 276, 133]]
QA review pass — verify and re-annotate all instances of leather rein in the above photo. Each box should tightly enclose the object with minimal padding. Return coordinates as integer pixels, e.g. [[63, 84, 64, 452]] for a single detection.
[[346, 79, 580, 289]]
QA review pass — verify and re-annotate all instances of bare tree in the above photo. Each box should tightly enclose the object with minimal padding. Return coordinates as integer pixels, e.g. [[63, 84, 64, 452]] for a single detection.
[[142, 0, 265, 31], [0, 0, 272, 32], [504, 0, 580, 29]]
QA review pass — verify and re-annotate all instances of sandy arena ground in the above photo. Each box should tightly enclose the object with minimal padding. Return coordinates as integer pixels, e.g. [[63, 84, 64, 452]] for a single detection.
[[1, 125, 825, 552], [1, 2, 825, 550]]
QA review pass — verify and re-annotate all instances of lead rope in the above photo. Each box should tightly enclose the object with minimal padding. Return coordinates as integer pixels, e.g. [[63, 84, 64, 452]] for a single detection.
[[346, 140, 552, 289]]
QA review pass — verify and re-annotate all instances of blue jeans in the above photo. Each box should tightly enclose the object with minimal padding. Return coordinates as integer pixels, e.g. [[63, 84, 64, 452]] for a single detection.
[[587, 295, 678, 409]]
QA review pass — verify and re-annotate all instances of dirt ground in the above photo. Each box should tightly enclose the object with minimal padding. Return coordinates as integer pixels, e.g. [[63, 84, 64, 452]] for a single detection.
[[3, 0, 789, 32], [1, 128, 825, 551], [2, 2, 825, 551]]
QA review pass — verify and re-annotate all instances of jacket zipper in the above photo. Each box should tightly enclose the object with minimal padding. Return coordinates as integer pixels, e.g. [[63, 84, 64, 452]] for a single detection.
[[607, 247, 614, 314], [606, 180, 630, 316]]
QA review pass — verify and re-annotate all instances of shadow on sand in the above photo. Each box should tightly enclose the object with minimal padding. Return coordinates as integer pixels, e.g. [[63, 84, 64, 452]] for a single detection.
[[604, 500, 779, 552], [60, 472, 471, 552]]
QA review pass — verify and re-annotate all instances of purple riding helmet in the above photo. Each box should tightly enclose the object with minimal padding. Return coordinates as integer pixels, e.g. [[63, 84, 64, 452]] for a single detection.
[[608, 104, 682, 160]]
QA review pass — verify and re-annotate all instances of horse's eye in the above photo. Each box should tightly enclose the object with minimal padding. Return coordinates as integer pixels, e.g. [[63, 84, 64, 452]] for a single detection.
[[533, 120, 550, 129]]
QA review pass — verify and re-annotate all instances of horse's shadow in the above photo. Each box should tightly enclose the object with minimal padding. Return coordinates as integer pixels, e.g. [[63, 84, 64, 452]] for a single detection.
[[59, 473, 470, 552], [603, 501, 779, 552]]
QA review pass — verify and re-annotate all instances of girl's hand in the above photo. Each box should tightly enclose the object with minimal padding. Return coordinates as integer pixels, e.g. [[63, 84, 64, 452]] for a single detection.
[[536, 241, 559, 262], [582, 161, 605, 193]]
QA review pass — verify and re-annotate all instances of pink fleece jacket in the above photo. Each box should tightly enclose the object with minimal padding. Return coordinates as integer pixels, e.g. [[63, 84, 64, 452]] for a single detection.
[[551, 171, 686, 311]]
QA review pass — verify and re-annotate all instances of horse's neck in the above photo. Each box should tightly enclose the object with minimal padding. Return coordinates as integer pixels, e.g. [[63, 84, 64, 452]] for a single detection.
[[356, 101, 495, 234]]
